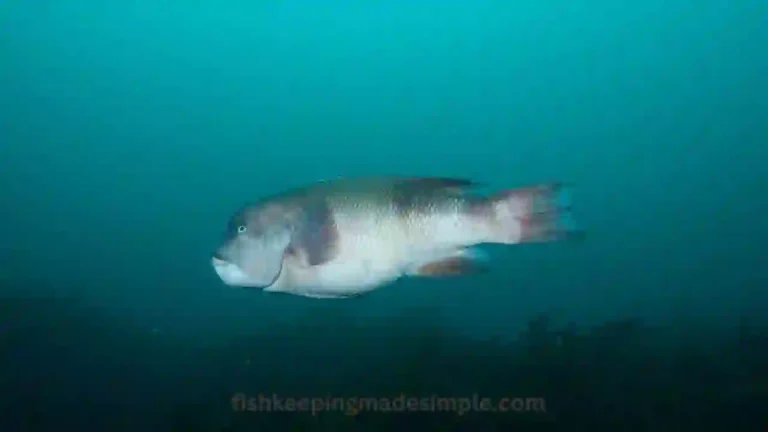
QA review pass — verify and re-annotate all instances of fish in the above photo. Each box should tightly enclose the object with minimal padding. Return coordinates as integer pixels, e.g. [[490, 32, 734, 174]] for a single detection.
[[211, 177, 579, 299]]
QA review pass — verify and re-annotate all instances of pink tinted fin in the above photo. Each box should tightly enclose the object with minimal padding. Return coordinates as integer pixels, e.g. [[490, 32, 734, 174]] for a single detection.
[[485, 183, 582, 244], [412, 257, 484, 277], [411, 249, 490, 277]]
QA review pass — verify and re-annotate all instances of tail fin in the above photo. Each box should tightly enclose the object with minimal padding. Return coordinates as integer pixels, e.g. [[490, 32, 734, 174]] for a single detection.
[[483, 183, 580, 244]]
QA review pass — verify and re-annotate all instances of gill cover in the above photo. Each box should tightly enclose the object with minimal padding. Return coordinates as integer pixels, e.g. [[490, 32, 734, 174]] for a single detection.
[[236, 226, 292, 288], [220, 194, 340, 288]]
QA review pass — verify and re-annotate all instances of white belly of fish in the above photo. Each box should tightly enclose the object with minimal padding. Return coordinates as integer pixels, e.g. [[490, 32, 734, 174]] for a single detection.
[[268, 210, 485, 298]]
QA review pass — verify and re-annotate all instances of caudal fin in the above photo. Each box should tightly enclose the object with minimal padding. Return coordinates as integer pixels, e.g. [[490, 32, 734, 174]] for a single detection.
[[482, 183, 580, 244]]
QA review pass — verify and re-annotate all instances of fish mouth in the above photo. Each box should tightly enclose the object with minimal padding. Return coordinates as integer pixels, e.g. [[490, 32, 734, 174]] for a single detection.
[[212, 257, 259, 287]]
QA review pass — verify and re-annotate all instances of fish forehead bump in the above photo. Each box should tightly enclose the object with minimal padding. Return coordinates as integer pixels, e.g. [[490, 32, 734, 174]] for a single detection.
[[235, 199, 303, 232]]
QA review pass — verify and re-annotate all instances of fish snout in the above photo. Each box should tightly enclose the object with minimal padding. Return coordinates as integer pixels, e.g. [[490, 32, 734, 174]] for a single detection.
[[211, 252, 267, 287], [211, 256, 242, 286], [212, 249, 228, 262]]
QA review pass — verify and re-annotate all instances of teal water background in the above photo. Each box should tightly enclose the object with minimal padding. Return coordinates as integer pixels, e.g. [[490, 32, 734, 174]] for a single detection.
[[0, 1, 766, 429]]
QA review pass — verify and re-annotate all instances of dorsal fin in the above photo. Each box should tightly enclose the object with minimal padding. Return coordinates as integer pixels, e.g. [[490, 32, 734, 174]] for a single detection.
[[396, 177, 480, 194], [390, 177, 481, 215]]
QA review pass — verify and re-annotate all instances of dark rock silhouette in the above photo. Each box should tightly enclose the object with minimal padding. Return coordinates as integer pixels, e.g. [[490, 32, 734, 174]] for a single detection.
[[1, 292, 766, 431]]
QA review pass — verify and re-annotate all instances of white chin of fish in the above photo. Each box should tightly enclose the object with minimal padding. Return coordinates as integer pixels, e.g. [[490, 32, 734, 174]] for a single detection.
[[212, 257, 262, 287]]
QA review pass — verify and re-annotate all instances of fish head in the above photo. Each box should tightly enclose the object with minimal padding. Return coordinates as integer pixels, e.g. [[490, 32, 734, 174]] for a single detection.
[[212, 203, 294, 288]]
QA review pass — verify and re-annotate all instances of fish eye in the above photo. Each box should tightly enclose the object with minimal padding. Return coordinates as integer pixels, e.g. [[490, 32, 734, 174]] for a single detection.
[[237, 225, 247, 233]]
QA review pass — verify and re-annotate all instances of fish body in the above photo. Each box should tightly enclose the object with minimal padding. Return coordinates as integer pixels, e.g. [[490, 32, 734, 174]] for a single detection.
[[212, 177, 577, 298]]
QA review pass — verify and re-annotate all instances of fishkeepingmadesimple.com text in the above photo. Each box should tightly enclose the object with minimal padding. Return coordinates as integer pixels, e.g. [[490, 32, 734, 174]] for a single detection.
[[231, 392, 546, 416]]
